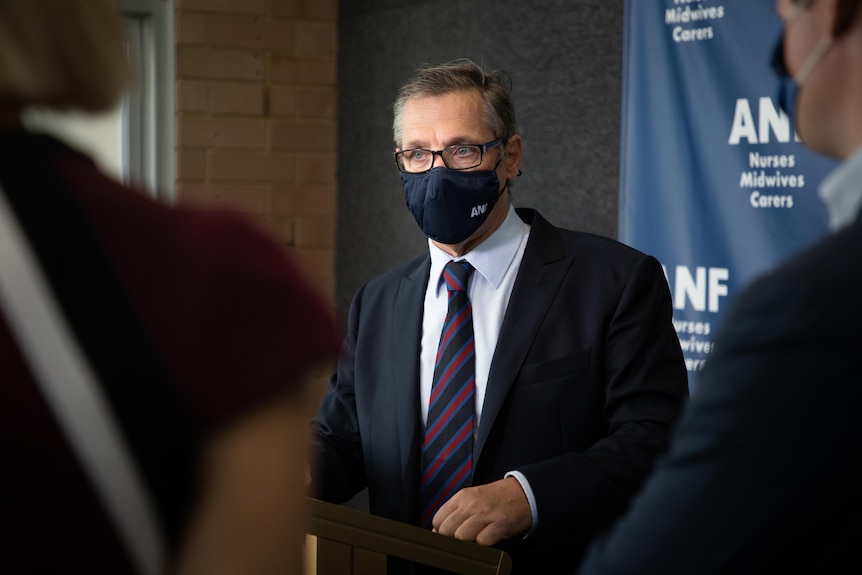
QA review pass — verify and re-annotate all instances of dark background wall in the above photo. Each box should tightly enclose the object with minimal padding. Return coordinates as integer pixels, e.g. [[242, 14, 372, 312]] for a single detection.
[[337, 0, 625, 322]]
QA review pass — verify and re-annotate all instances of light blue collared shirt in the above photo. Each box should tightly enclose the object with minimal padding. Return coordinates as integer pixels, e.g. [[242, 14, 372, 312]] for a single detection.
[[818, 147, 862, 232]]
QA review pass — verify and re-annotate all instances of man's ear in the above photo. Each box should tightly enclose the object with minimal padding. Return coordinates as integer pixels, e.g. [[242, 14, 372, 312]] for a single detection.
[[504, 135, 523, 182]]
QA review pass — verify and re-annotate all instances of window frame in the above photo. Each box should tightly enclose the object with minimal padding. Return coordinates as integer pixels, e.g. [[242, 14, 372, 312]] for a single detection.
[[119, 0, 175, 202]]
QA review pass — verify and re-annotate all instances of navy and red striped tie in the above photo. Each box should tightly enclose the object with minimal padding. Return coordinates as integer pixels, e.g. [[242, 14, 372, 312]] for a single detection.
[[421, 260, 476, 528]]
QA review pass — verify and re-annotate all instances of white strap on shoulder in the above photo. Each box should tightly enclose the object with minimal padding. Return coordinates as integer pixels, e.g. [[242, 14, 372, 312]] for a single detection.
[[0, 184, 166, 575]]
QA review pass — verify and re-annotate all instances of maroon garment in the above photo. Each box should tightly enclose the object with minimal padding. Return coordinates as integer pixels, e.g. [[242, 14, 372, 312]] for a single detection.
[[0, 132, 339, 573]]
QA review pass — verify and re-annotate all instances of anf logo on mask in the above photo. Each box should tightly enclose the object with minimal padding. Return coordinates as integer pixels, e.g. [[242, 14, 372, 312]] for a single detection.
[[470, 203, 488, 218]]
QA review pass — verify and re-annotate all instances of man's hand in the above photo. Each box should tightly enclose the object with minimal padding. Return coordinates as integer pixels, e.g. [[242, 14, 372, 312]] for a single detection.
[[431, 477, 532, 546]]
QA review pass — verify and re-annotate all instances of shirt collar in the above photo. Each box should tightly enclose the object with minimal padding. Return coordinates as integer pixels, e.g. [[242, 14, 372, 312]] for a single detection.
[[428, 203, 529, 291], [818, 147, 862, 232]]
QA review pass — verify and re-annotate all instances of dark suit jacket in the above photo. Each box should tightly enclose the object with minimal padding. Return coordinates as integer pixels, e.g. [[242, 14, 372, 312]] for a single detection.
[[312, 208, 689, 572], [577, 214, 862, 575]]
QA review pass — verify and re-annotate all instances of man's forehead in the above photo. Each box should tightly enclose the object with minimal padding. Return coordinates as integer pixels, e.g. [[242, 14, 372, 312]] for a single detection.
[[401, 91, 491, 145]]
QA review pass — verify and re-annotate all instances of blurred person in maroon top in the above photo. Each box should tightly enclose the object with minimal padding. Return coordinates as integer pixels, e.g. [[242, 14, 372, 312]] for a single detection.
[[0, 1, 339, 574]]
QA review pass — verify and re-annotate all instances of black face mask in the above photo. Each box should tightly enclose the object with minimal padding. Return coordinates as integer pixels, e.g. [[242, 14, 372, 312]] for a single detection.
[[401, 166, 504, 245]]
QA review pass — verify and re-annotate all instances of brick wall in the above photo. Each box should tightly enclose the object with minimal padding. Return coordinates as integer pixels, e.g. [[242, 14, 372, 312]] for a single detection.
[[174, 0, 337, 304], [173, 0, 338, 405]]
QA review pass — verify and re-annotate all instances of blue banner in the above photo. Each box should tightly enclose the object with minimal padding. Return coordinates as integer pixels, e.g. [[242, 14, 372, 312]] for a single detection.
[[620, 0, 839, 392]]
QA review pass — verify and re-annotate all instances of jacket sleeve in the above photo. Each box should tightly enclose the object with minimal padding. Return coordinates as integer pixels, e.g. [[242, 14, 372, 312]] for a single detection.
[[309, 281, 369, 504]]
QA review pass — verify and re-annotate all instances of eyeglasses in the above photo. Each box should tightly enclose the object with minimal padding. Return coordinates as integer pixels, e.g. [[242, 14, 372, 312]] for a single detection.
[[394, 138, 505, 173]]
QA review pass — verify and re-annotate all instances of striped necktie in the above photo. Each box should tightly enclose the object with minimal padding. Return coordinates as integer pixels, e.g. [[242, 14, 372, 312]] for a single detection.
[[420, 260, 476, 528]]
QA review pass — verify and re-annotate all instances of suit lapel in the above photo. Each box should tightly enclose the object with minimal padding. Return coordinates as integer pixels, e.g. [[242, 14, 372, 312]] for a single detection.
[[475, 209, 575, 462], [390, 257, 430, 499]]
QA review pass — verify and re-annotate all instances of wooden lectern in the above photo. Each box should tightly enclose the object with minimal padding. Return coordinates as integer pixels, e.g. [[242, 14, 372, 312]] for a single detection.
[[304, 498, 512, 575]]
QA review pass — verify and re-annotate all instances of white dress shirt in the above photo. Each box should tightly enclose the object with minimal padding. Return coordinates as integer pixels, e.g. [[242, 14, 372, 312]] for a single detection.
[[420, 203, 539, 533]]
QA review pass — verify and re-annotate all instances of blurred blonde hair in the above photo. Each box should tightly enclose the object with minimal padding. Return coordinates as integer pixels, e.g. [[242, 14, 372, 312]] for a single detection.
[[0, 0, 131, 113]]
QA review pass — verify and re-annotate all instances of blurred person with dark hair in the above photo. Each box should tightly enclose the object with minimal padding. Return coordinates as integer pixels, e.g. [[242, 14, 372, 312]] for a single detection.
[[0, 1, 339, 574], [578, 1, 862, 573]]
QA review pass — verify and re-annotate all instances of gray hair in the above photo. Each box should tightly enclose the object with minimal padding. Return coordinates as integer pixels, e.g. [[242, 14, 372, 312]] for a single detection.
[[392, 58, 518, 147]]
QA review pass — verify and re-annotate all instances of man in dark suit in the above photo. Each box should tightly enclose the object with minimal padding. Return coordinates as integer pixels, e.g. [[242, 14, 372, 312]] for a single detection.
[[577, 1, 862, 573], [310, 58, 689, 572]]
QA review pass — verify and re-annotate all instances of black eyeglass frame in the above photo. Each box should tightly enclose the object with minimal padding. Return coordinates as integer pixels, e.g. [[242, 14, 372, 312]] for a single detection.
[[393, 137, 506, 174]]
